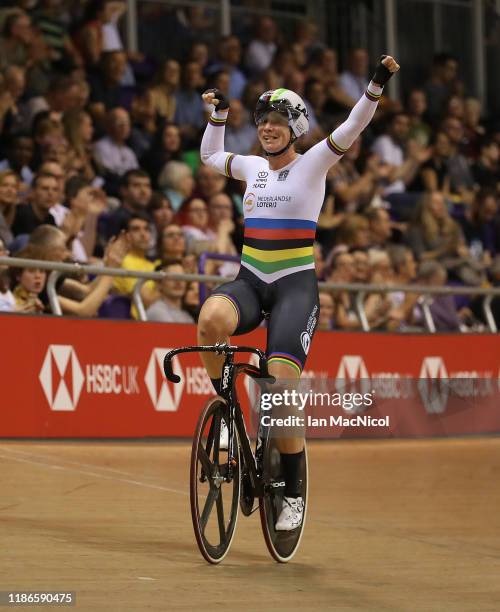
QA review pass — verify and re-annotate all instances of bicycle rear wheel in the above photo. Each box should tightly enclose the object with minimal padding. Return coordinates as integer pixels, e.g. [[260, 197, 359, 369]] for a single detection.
[[190, 397, 240, 564], [259, 439, 308, 563]]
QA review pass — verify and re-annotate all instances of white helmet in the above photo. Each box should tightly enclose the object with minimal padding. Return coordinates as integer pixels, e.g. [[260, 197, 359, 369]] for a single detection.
[[254, 88, 310, 139]]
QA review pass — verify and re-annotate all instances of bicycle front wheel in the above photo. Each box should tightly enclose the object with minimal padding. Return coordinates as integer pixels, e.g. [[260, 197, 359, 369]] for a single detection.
[[190, 397, 240, 564]]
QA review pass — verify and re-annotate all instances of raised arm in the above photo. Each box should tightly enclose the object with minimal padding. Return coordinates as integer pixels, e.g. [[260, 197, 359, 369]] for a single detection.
[[199, 89, 250, 182], [307, 56, 400, 173]]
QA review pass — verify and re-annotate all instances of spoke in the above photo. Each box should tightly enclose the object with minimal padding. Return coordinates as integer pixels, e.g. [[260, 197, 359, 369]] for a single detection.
[[200, 487, 218, 533], [216, 489, 225, 543], [197, 444, 212, 475], [213, 414, 221, 465]]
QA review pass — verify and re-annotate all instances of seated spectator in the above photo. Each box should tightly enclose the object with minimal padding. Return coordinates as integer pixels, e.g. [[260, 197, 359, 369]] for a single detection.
[[406, 88, 431, 147], [158, 223, 187, 262], [21, 74, 80, 132], [57, 231, 130, 317], [149, 59, 180, 122], [182, 280, 200, 321], [405, 191, 483, 285], [209, 35, 246, 99], [146, 259, 194, 323], [305, 47, 354, 113], [365, 207, 394, 249], [472, 137, 499, 192], [0, 11, 34, 72], [38, 160, 66, 224], [459, 189, 498, 261], [224, 99, 257, 156], [324, 250, 359, 330], [1, 65, 27, 136], [59, 176, 107, 262], [195, 164, 228, 203], [73, 0, 117, 67], [413, 131, 452, 194], [463, 97, 486, 159], [413, 260, 461, 332], [0, 236, 16, 311], [32, 0, 82, 72], [176, 196, 215, 253], [318, 290, 335, 331], [207, 192, 239, 254], [112, 212, 159, 317], [99, 169, 152, 241], [12, 172, 58, 236], [0, 170, 19, 246], [328, 137, 382, 213], [244, 16, 278, 77], [386, 244, 418, 330], [174, 60, 206, 148], [93, 107, 139, 194], [63, 108, 99, 183], [0, 133, 34, 187], [335, 214, 370, 250], [351, 249, 370, 283], [129, 88, 157, 160], [10, 244, 47, 313], [363, 249, 394, 329], [339, 48, 369, 103], [147, 191, 174, 256], [423, 53, 462, 123], [158, 160, 194, 211], [88, 50, 130, 121], [371, 112, 429, 200], [141, 123, 182, 189], [441, 116, 475, 204]]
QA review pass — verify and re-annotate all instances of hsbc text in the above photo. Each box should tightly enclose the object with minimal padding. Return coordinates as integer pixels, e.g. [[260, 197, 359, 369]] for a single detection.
[[86, 365, 140, 394]]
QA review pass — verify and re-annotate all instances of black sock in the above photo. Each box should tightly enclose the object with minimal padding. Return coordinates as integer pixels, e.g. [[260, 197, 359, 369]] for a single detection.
[[210, 378, 221, 395], [281, 450, 304, 498]]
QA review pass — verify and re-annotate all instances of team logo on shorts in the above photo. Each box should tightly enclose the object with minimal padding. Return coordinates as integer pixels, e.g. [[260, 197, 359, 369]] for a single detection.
[[244, 192, 256, 212], [300, 331, 311, 355]]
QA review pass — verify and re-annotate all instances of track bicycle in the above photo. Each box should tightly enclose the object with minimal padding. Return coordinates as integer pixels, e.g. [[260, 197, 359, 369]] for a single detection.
[[163, 343, 308, 564]]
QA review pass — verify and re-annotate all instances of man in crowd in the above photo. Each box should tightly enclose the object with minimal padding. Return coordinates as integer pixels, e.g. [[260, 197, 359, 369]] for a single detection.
[[146, 259, 194, 323]]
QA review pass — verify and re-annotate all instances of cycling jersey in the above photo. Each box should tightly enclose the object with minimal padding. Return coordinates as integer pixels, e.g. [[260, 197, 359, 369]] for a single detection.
[[200, 81, 384, 284]]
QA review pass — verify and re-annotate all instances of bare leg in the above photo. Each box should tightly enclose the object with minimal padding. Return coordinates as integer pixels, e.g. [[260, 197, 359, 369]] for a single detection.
[[197, 296, 238, 379]]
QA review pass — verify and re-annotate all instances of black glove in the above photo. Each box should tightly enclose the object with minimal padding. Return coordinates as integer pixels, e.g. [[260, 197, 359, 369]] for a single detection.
[[371, 55, 394, 86], [204, 88, 230, 111]]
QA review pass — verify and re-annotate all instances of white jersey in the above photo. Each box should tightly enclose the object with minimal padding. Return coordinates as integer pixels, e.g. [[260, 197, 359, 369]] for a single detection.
[[200, 82, 383, 283]]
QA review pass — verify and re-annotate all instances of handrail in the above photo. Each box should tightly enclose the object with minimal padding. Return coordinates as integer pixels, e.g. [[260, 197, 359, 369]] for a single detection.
[[1, 256, 499, 331]]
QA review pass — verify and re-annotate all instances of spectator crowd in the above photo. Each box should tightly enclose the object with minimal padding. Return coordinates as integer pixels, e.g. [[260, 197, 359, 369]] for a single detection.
[[0, 1, 499, 332]]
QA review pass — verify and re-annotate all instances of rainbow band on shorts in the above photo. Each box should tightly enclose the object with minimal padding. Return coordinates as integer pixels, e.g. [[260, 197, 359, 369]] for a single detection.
[[365, 86, 382, 103], [268, 352, 303, 376], [209, 293, 240, 327], [209, 114, 227, 127], [326, 134, 348, 157], [225, 153, 235, 178]]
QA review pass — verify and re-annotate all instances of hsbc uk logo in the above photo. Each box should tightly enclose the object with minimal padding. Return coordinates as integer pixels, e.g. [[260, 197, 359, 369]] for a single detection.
[[418, 356, 449, 414], [145, 348, 184, 411], [39, 345, 85, 411], [39, 345, 140, 411], [335, 355, 371, 397]]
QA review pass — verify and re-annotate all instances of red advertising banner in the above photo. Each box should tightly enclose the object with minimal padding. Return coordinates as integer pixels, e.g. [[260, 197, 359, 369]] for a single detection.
[[0, 314, 499, 438]]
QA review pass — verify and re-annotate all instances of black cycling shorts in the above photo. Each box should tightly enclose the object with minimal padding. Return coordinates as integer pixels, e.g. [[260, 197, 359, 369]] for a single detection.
[[210, 266, 319, 375]]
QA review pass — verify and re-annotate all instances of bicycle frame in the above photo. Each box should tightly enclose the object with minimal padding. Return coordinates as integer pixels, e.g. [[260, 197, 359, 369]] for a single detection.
[[164, 343, 274, 498]]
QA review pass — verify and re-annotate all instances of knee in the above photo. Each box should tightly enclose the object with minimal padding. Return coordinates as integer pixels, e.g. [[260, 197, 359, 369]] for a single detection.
[[198, 299, 236, 340]]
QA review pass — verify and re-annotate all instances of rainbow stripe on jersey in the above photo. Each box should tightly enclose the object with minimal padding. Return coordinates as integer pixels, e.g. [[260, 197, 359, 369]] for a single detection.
[[241, 218, 316, 282]]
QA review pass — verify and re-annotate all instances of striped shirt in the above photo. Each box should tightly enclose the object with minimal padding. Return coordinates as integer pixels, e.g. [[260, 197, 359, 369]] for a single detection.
[[200, 81, 383, 283]]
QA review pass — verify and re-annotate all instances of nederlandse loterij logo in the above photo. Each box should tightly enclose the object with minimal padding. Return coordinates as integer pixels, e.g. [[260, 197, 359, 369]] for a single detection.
[[39, 345, 85, 411], [418, 356, 449, 414], [144, 348, 184, 411], [335, 355, 371, 395]]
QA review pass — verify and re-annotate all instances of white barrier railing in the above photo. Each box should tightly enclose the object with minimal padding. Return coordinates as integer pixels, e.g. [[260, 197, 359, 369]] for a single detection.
[[1, 256, 499, 332]]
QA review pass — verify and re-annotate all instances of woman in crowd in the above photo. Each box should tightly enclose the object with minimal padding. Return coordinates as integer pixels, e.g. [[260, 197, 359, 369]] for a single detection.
[[142, 123, 183, 188]]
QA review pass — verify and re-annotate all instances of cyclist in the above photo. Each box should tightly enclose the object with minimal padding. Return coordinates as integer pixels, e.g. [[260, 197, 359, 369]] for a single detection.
[[198, 55, 400, 530]]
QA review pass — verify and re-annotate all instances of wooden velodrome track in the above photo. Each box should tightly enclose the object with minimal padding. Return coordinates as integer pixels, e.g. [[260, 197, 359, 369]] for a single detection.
[[1, 438, 499, 611]]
